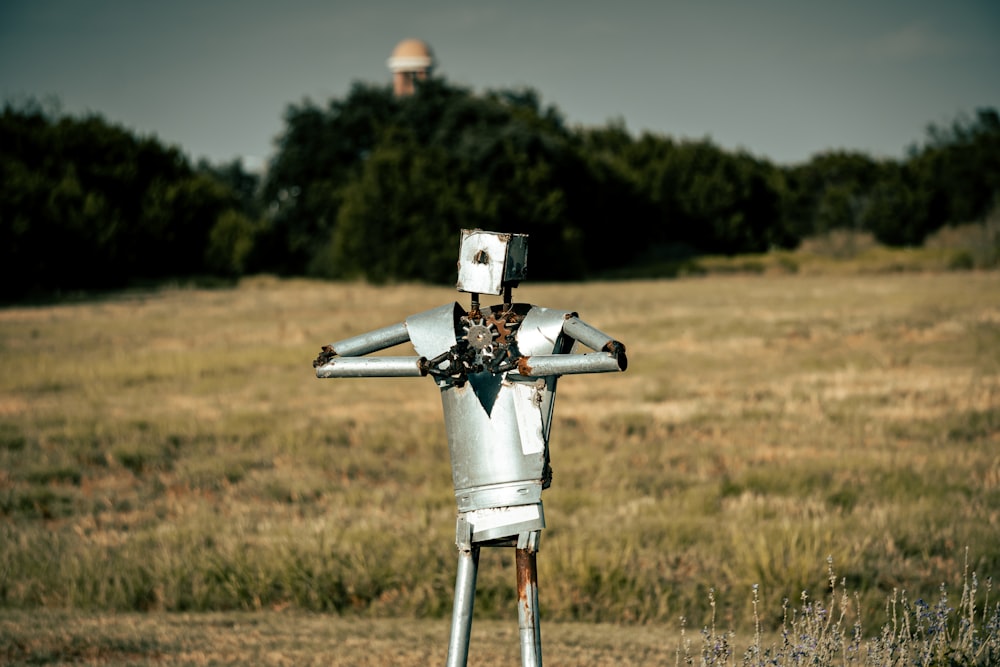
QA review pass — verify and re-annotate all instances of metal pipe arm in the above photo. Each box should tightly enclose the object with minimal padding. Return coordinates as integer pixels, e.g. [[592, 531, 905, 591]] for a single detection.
[[515, 351, 625, 377], [561, 316, 625, 356], [315, 356, 426, 378], [559, 316, 628, 373], [323, 322, 411, 358], [313, 322, 412, 368]]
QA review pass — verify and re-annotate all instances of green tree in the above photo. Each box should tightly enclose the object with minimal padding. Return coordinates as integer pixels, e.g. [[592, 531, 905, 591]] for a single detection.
[[570, 121, 660, 272], [260, 84, 399, 275], [0, 101, 260, 298], [861, 161, 925, 246], [627, 136, 788, 254], [782, 151, 884, 240], [324, 129, 464, 283], [911, 107, 1000, 229], [267, 79, 591, 282]]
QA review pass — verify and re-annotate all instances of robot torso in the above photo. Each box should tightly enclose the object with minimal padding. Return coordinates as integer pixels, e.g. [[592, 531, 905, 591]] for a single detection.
[[406, 302, 574, 515]]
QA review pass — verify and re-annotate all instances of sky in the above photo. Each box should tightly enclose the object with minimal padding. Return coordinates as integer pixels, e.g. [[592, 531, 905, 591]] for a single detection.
[[1, 1, 997, 170]]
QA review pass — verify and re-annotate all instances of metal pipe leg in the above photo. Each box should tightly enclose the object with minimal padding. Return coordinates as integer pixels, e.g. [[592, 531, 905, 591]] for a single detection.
[[446, 545, 480, 667], [516, 545, 542, 667]]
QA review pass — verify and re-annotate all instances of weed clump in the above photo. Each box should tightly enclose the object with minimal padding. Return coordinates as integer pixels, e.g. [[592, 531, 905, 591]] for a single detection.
[[682, 554, 1000, 666]]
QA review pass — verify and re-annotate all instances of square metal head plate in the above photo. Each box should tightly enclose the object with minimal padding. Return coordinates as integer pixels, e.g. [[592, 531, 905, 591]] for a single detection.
[[456, 229, 528, 294]]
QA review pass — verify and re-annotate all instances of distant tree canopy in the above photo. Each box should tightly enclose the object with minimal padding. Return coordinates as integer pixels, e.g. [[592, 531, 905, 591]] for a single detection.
[[261, 81, 793, 281], [1, 88, 997, 299], [260, 82, 998, 282], [1, 100, 260, 298]]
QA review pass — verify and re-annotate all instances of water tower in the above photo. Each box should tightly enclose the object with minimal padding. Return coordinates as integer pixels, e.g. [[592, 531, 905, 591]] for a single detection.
[[387, 38, 435, 97]]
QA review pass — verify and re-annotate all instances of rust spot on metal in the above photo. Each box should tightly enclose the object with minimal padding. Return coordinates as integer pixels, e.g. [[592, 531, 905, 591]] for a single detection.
[[517, 356, 533, 376], [602, 340, 628, 371], [487, 313, 513, 345], [313, 345, 337, 368], [515, 546, 542, 664], [516, 548, 537, 606], [603, 340, 626, 355]]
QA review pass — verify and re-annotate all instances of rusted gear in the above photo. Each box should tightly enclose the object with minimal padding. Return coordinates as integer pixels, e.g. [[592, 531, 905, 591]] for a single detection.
[[487, 313, 515, 345]]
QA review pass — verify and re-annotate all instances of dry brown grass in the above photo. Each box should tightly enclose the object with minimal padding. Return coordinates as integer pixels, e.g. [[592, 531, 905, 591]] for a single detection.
[[1, 271, 998, 663], [0, 610, 680, 666]]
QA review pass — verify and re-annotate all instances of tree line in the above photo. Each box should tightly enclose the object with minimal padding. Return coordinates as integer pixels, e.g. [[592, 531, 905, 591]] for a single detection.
[[2, 83, 998, 299]]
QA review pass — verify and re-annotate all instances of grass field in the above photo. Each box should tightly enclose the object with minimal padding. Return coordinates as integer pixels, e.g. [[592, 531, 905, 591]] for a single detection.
[[1, 267, 998, 664]]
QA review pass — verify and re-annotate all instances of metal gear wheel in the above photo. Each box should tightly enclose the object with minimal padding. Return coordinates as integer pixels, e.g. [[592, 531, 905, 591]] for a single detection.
[[462, 318, 498, 362]]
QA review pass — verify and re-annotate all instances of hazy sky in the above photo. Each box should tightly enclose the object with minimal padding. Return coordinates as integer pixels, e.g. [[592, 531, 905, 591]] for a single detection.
[[2, 1, 997, 169]]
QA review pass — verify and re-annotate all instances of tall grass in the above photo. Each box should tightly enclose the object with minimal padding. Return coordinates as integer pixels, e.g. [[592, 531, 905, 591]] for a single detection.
[[682, 553, 1000, 665], [1, 271, 998, 645]]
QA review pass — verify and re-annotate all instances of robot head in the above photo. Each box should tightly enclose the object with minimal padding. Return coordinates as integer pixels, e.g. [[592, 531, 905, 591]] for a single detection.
[[456, 229, 528, 295]]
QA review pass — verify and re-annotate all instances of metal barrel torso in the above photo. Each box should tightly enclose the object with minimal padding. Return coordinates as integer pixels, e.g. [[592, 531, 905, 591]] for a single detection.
[[438, 306, 571, 512]]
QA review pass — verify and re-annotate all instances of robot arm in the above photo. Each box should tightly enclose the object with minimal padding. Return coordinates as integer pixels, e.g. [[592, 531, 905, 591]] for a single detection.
[[315, 356, 427, 378], [562, 316, 627, 361], [313, 321, 428, 378], [317, 322, 410, 359], [514, 315, 627, 377], [515, 351, 623, 376], [313, 306, 627, 380]]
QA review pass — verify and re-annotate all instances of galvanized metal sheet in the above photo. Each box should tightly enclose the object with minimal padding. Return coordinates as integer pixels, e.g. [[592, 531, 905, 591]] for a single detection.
[[456, 230, 510, 295], [516, 306, 574, 356], [406, 302, 463, 359]]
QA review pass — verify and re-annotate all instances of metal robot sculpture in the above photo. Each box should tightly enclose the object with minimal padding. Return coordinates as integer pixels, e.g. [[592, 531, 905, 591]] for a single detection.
[[313, 229, 627, 667]]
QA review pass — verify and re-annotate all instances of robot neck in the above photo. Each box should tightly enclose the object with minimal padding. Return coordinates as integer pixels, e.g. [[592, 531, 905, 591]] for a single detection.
[[469, 286, 514, 315]]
